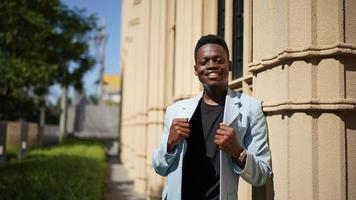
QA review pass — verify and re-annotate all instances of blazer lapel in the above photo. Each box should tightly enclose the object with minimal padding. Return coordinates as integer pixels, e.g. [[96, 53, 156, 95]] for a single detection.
[[177, 91, 203, 121], [223, 89, 241, 126], [176, 92, 203, 158], [220, 89, 242, 200]]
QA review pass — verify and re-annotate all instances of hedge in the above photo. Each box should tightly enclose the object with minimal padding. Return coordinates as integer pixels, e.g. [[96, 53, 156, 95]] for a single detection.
[[0, 139, 108, 200]]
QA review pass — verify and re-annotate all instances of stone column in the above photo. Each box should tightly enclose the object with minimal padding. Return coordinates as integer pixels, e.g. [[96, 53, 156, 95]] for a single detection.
[[173, 0, 203, 100], [250, 0, 356, 199], [120, 0, 151, 194], [146, 0, 168, 199]]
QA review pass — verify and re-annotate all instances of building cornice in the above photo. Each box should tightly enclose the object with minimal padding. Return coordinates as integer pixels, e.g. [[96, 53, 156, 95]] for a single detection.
[[249, 43, 356, 73], [263, 98, 356, 112]]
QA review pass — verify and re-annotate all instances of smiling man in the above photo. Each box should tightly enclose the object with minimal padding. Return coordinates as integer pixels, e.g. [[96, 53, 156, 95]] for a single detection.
[[153, 34, 272, 200]]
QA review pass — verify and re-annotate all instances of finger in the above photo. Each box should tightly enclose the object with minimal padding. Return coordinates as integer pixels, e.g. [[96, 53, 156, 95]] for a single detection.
[[179, 132, 190, 139], [174, 118, 189, 122], [219, 127, 235, 135], [217, 129, 233, 138], [215, 133, 224, 139], [214, 135, 223, 140], [214, 138, 222, 146], [176, 122, 190, 128], [214, 140, 226, 151], [175, 128, 189, 134], [216, 133, 230, 143], [216, 129, 227, 135], [173, 124, 190, 131], [214, 134, 227, 143], [219, 123, 227, 127], [219, 124, 232, 131], [177, 127, 190, 134]]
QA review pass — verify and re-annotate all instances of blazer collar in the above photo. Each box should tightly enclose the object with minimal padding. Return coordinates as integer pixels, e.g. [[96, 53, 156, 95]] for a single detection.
[[179, 89, 241, 125], [178, 91, 203, 120], [223, 88, 242, 125]]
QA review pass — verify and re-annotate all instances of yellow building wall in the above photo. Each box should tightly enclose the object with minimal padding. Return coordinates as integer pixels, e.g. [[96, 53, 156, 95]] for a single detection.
[[103, 74, 121, 92]]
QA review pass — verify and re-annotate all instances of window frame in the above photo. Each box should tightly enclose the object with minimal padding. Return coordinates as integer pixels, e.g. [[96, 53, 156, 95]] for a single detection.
[[232, 0, 244, 80]]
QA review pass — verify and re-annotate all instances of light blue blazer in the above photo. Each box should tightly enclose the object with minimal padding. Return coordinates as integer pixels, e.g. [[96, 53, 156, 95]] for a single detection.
[[152, 89, 272, 200]]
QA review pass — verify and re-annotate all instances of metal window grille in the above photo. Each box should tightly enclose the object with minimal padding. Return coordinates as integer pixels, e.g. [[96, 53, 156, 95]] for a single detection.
[[217, 0, 225, 38], [232, 0, 244, 79]]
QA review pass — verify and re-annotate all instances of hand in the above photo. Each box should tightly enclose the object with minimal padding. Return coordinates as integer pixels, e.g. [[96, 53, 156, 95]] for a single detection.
[[214, 123, 243, 158], [167, 118, 190, 153]]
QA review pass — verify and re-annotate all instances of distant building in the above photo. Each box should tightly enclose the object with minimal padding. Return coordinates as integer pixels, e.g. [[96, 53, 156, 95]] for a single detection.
[[102, 74, 121, 104]]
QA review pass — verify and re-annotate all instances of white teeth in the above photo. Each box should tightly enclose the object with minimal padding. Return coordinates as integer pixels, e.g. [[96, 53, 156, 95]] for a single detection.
[[207, 72, 218, 77]]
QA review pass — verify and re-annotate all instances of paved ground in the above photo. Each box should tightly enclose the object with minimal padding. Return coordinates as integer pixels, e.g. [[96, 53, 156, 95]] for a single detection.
[[105, 162, 146, 200]]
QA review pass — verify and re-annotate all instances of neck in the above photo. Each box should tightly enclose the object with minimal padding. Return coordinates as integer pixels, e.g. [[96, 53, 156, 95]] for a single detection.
[[203, 85, 228, 105]]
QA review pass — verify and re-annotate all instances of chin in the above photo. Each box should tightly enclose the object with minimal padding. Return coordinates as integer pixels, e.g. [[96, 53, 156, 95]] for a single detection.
[[202, 82, 228, 90], [199, 76, 228, 88]]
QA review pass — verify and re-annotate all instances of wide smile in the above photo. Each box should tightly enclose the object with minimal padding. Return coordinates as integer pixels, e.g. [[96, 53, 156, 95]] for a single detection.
[[205, 71, 221, 78]]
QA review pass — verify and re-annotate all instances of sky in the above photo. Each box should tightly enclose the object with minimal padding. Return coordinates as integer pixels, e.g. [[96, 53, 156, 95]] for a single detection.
[[49, 0, 122, 103]]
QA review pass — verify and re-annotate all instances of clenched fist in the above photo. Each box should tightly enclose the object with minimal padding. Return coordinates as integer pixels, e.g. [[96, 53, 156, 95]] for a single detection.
[[214, 123, 244, 158], [167, 118, 190, 153]]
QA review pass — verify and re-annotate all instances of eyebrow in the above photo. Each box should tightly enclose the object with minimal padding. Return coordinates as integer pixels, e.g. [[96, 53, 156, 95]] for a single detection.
[[199, 55, 225, 60]]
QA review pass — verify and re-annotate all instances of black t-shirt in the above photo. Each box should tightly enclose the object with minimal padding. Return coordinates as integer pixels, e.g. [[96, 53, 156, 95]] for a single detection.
[[182, 98, 224, 200]]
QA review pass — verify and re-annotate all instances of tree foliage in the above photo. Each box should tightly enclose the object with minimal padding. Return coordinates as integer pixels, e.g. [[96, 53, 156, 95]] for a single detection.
[[0, 0, 97, 121]]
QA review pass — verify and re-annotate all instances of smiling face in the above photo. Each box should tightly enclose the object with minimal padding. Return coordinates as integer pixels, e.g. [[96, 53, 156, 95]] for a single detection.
[[194, 43, 232, 91]]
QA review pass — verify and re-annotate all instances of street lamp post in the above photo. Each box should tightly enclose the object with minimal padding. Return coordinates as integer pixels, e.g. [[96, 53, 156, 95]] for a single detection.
[[95, 18, 107, 104]]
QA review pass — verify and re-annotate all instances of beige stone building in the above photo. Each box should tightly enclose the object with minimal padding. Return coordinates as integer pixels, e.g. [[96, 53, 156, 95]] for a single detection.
[[119, 0, 356, 199]]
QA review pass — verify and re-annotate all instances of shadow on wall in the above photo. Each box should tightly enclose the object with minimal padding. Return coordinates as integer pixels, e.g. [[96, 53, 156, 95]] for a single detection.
[[252, 114, 275, 200], [253, 174, 275, 200]]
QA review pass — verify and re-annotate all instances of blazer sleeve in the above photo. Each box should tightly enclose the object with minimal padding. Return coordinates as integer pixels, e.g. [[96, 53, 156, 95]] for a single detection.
[[230, 101, 272, 186], [152, 105, 181, 176]]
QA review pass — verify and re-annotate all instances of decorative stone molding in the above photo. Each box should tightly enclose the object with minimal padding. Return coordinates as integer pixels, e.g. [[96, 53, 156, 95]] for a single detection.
[[122, 48, 128, 55], [263, 98, 356, 112], [133, 0, 142, 5], [249, 43, 356, 73], [136, 176, 148, 181], [147, 107, 165, 112], [172, 94, 195, 102], [136, 154, 146, 158], [146, 121, 164, 126], [122, 112, 147, 122], [124, 36, 133, 43], [229, 75, 252, 90], [124, 122, 146, 127], [129, 17, 140, 26]]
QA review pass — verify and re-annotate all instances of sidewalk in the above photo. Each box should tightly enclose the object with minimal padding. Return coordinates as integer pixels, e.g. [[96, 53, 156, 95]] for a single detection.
[[106, 163, 145, 200]]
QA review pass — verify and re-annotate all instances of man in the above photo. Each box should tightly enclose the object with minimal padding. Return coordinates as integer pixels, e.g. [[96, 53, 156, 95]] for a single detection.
[[152, 34, 272, 200]]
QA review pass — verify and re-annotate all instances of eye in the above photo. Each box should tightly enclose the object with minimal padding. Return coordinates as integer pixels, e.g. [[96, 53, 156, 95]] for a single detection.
[[199, 59, 207, 65], [216, 57, 225, 64]]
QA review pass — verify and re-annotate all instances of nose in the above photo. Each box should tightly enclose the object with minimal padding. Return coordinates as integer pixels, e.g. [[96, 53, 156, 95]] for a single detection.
[[207, 59, 218, 70]]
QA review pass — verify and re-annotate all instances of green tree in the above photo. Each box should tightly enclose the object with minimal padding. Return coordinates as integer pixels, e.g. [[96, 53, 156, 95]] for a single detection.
[[0, 0, 96, 121]]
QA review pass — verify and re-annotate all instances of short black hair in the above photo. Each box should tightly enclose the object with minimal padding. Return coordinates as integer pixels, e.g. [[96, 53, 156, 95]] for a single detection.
[[194, 34, 230, 60]]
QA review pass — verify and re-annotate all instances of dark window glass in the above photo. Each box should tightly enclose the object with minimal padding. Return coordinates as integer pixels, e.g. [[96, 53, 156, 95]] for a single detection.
[[217, 0, 225, 38], [232, 0, 244, 79]]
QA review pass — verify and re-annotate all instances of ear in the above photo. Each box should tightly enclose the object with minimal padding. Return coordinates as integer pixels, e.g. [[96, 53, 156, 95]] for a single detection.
[[194, 65, 198, 76], [228, 61, 232, 71]]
